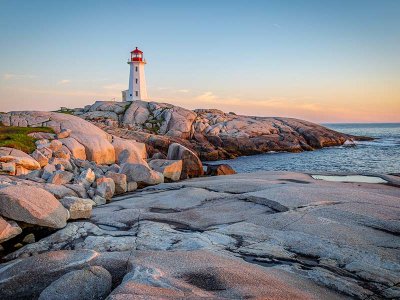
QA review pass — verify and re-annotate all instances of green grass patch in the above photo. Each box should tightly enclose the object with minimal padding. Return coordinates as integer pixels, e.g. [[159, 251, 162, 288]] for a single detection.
[[0, 126, 54, 153]]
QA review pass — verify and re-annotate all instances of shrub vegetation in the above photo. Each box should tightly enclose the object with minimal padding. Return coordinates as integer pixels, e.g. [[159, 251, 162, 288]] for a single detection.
[[0, 126, 54, 153]]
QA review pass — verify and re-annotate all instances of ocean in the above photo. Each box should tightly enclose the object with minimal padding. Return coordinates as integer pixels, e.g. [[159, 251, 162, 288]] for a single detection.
[[208, 123, 400, 175]]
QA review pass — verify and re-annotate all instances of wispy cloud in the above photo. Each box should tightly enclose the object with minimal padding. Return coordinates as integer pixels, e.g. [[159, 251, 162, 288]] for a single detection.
[[177, 89, 190, 93], [2, 73, 36, 80], [58, 79, 71, 85], [196, 91, 218, 102]]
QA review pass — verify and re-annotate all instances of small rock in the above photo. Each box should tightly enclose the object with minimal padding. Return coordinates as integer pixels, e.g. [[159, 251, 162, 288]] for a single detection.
[[60, 197, 95, 219], [48, 170, 74, 185], [149, 159, 182, 181], [31, 150, 49, 167], [206, 164, 237, 176], [49, 140, 63, 152], [0, 217, 22, 243], [127, 181, 138, 192], [75, 168, 95, 187], [56, 128, 72, 139], [105, 172, 127, 194], [22, 233, 36, 244], [92, 195, 106, 206], [0, 162, 16, 175], [95, 177, 115, 201]]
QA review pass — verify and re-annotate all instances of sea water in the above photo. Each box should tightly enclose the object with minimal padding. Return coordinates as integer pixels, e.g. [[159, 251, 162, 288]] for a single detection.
[[208, 123, 400, 174]]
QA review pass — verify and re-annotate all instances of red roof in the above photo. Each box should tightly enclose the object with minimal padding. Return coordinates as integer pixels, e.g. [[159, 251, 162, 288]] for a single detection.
[[131, 47, 143, 53]]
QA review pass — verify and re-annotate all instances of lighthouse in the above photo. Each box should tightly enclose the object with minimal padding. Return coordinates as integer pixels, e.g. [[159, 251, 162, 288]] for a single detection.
[[122, 47, 149, 101]]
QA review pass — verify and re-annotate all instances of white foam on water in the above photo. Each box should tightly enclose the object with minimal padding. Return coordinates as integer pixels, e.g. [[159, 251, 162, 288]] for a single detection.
[[311, 175, 387, 184]]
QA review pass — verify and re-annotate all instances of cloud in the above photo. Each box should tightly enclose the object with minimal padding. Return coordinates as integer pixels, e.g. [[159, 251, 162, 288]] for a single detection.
[[2, 73, 36, 80], [58, 79, 71, 85], [196, 91, 218, 102], [177, 89, 190, 93], [273, 23, 281, 29]]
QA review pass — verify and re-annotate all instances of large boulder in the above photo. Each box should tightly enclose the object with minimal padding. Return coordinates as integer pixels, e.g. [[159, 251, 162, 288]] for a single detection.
[[148, 159, 182, 181], [0, 112, 115, 164], [0, 217, 22, 243], [167, 143, 204, 179], [111, 136, 147, 165], [119, 163, 164, 186], [160, 106, 197, 139], [88, 100, 129, 114], [123, 100, 150, 125], [0, 185, 69, 228], [38, 266, 112, 300], [59, 137, 86, 160]]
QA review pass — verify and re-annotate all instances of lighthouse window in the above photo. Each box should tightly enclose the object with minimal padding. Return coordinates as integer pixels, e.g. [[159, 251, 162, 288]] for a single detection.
[[135, 91, 139, 97], [135, 79, 138, 84], [135, 66, 138, 72]]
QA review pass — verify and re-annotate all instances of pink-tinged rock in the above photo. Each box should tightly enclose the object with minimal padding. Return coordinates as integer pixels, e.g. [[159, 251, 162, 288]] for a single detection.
[[105, 172, 127, 194], [56, 128, 71, 139], [0, 155, 41, 171], [167, 143, 204, 179], [49, 140, 63, 152], [1, 111, 115, 164], [59, 137, 86, 160], [0, 185, 69, 228], [59, 197, 95, 219], [47, 171, 74, 185], [0, 147, 33, 159], [31, 149, 49, 167], [149, 159, 182, 181], [119, 163, 164, 186], [0, 216, 22, 243], [0, 162, 16, 175], [112, 136, 147, 165], [95, 177, 115, 201]]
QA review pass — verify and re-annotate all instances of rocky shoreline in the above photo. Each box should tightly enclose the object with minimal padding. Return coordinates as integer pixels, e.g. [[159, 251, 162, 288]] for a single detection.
[[72, 100, 370, 160], [1, 103, 396, 299], [1, 171, 399, 299]]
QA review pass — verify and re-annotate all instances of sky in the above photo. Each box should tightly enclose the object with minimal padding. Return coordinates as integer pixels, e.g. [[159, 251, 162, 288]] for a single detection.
[[0, 0, 399, 123]]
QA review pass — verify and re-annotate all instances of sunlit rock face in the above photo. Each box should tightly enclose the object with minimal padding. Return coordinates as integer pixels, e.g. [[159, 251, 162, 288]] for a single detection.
[[75, 100, 355, 161]]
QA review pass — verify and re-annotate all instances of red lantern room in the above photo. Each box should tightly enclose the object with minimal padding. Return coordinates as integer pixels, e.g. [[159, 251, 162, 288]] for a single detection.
[[130, 47, 144, 62]]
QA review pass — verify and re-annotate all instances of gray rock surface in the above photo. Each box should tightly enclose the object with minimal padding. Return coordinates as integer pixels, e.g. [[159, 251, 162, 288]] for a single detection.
[[1, 171, 399, 299], [38, 266, 112, 300]]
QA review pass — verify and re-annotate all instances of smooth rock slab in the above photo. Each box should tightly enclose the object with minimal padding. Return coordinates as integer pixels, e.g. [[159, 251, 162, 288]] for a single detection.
[[0, 250, 99, 299], [38, 266, 112, 300], [0, 185, 69, 228]]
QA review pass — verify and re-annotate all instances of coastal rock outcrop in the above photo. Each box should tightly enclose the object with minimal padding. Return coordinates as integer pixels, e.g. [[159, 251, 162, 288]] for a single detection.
[[75, 100, 358, 161], [0, 111, 115, 164]]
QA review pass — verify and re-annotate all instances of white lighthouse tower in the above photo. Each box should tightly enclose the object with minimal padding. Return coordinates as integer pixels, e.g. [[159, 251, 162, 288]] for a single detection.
[[122, 47, 149, 101]]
